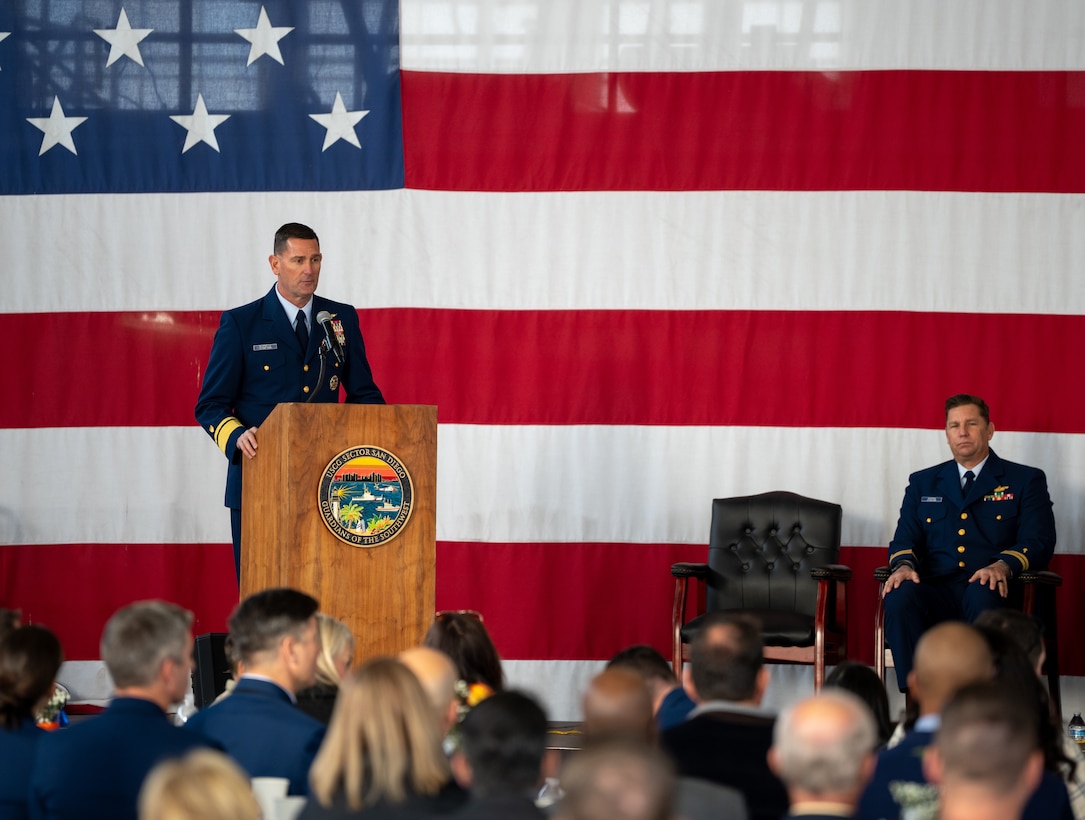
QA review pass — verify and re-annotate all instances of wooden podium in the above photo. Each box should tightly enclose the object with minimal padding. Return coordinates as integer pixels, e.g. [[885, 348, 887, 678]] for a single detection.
[[241, 403, 436, 660]]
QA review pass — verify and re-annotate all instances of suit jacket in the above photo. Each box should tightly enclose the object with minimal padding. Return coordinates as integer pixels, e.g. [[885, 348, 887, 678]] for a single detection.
[[27, 697, 212, 820], [195, 286, 385, 508], [676, 776, 749, 820], [660, 706, 788, 820], [888, 450, 1055, 578], [856, 727, 1073, 820], [184, 677, 326, 796], [0, 718, 45, 820], [298, 780, 469, 819], [450, 795, 547, 820]]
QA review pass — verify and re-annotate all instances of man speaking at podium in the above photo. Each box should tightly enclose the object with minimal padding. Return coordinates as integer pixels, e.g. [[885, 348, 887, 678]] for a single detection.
[[196, 223, 385, 580]]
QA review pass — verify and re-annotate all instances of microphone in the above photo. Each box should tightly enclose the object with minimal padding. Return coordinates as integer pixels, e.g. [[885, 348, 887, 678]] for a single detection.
[[315, 310, 345, 365]]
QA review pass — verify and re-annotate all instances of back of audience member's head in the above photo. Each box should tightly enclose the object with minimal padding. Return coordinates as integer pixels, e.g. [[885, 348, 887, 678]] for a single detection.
[[138, 748, 261, 820], [309, 656, 449, 811], [925, 681, 1042, 806], [582, 667, 656, 743], [399, 646, 461, 732], [227, 587, 318, 665], [769, 690, 878, 799], [557, 738, 676, 820], [101, 601, 193, 689], [687, 611, 764, 703], [424, 612, 505, 692], [824, 661, 893, 746], [457, 690, 548, 799], [313, 613, 355, 688], [607, 645, 677, 687], [910, 621, 993, 715], [0, 624, 63, 730]]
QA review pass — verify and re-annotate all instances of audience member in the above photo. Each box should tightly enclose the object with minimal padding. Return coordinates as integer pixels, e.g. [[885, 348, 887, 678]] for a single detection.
[[138, 748, 261, 820], [975, 609, 1085, 818], [451, 690, 550, 819], [302, 657, 466, 818], [29, 601, 212, 820], [768, 690, 878, 819], [296, 614, 355, 724], [924, 682, 1044, 820], [400, 646, 462, 737], [185, 587, 325, 796], [424, 612, 504, 693], [858, 620, 1072, 820], [555, 739, 676, 820], [824, 662, 893, 747], [659, 611, 788, 820], [0, 624, 63, 820], [858, 622, 994, 819], [579, 667, 748, 820], [607, 644, 695, 732]]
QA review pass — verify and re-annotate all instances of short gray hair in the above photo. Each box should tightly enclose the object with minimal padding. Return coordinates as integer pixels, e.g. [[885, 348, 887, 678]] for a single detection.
[[101, 601, 193, 688], [772, 690, 877, 794]]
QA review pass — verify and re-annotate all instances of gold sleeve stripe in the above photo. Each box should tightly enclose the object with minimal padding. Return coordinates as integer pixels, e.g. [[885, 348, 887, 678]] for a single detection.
[[213, 417, 244, 454], [889, 549, 915, 563], [1002, 550, 1029, 571]]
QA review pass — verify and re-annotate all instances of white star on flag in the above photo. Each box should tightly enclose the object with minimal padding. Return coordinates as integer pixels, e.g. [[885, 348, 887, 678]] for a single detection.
[[235, 6, 294, 66], [26, 97, 88, 156], [169, 94, 231, 154], [93, 7, 153, 68], [309, 92, 369, 151], [0, 32, 10, 70]]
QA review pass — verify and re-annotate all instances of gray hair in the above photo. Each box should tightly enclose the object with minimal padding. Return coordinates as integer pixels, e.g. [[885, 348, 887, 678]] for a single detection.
[[100, 600, 193, 689], [772, 690, 877, 794]]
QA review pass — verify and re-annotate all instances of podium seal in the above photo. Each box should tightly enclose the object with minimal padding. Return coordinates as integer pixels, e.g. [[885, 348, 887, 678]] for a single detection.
[[318, 446, 414, 547]]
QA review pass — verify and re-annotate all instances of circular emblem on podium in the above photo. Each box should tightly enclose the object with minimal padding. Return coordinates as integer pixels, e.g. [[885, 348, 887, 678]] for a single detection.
[[318, 446, 414, 547]]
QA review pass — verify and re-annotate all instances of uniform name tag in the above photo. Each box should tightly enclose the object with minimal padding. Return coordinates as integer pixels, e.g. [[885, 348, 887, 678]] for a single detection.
[[920, 496, 943, 503], [253, 343, 277, 351]]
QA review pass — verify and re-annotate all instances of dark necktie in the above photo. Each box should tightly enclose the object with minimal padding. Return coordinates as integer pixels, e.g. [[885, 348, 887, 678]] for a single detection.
[[295, 309, 309, 351], [962, 470, 975, 498]]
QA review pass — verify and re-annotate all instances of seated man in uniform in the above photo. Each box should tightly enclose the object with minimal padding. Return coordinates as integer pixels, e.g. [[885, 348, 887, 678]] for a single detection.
[[881, 393, 1055, 693]]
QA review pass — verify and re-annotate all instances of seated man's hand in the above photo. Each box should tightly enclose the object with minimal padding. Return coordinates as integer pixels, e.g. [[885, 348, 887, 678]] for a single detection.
[[968, 560, 1010, 598], [882, 564, 920, 598]]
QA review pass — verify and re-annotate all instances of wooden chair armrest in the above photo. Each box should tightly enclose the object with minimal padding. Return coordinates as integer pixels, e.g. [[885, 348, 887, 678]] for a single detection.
[[671, 562, 709, 579]]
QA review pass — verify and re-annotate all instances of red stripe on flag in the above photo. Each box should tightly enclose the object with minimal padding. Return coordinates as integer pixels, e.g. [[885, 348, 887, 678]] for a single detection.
[[402, 70, 1085, 193], [5, 309, 1085, 432], [0, 543, 238, 660]]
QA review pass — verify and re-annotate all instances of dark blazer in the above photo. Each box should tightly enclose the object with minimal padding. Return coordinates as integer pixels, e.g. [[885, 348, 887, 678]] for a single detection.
[[195, 286, 384, 508], [295, 682, 340, 725], [450, 795, 547, 820], [660, 706, 788, 820], [299, 781, 469, 819], [856, 727, 1072, 820], [184, 677, 326, 796], [888, 450, 1055, 578], [0, 718, 45, 820], [27, 697, 212, 820]]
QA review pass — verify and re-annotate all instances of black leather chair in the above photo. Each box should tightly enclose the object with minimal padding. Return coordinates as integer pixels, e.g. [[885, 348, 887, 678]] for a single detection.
[[874, 566, 1063, 720], [671, 491, 850, 690]]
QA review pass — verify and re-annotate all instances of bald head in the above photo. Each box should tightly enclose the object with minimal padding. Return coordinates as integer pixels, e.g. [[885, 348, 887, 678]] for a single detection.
[[582, 668, 656, 743], [912, 622, 994, 715], [770, 690, 877, 798], [399, 646, 460, 733]]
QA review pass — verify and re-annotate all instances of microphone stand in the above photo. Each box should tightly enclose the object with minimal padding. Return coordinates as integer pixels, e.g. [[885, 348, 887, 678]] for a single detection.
[[306, 342, 330, 404]]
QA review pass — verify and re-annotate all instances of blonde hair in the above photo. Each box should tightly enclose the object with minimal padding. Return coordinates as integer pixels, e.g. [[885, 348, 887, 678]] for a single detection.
[[309, 657, 450, 810], [138, 749, 260, 820], [315, 614, 355, 688]]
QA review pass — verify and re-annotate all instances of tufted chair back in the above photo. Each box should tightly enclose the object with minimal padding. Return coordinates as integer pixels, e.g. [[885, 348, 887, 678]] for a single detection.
[[706, 492, 841, 627]]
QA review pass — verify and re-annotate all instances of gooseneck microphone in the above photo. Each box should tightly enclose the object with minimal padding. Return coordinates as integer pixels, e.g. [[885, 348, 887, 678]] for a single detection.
[[316, 310, 345, 365]]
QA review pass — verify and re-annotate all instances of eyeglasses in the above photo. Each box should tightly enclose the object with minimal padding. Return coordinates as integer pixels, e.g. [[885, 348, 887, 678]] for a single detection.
[[435, 609, 484, 623]]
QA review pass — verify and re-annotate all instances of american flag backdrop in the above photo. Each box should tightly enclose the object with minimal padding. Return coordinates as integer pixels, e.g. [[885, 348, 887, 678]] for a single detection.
[[3, 0, 1085, 719]]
